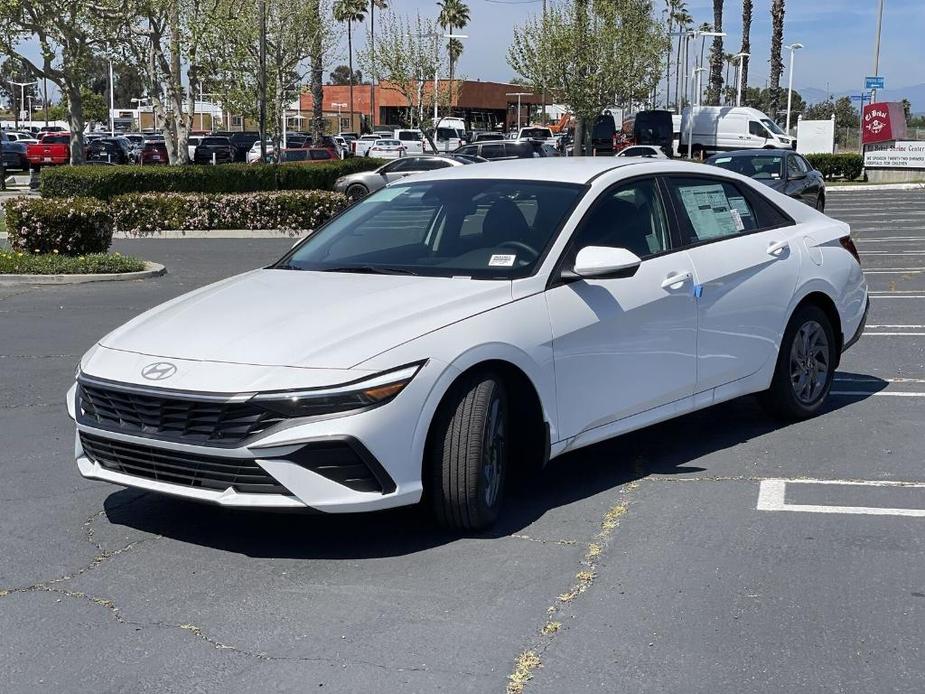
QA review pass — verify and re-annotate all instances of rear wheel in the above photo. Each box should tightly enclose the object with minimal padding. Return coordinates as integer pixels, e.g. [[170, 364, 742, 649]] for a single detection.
[[761, 305, 836, 419], [346, 184, 368, 202], [428, 373, 508, 530]]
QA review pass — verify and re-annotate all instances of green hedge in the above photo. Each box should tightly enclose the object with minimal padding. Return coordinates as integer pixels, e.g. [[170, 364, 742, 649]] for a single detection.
[[0, 250, 145, 274], [111, 190, 349, 234], [3, 196, 113, 255], [805, 153, 865, 181], [41, 158, 385, 200]]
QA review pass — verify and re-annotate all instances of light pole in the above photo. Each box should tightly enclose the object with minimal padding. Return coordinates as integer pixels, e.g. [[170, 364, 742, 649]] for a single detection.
[[687, 67, 706, 160], [332, 102, 347, 132], [27, 95, 34, 125], [433, 33, 468, 123], [506, 92, 533, 133], [734, 52, 750, 106], [10, 81, 37, 130], [108, 59, 115, 136], [696, 31, 726, 105], [784, 43, 803, 132], [871, 0, 885, 103]]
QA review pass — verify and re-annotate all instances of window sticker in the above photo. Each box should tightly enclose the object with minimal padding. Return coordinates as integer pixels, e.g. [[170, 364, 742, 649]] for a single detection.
[[713, 156, 732, 164], [727, 195, 753, 217], [678, 184, 738, 239], [489, 254, 516, 267], [729, 208, 745, 231]]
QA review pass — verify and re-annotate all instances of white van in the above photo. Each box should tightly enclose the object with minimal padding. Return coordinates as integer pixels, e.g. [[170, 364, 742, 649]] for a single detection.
[[394, 129, 436, 155], [679, 106, 795, 154], [433, 117, 467, 152]]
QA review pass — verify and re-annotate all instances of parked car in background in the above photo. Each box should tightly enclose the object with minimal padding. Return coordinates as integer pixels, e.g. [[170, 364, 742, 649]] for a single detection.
[[86, 137, 133, 165], [473, 132, 504, 142], [187, 135, 202, 161], [680, 106, 795, 156], [367, 139, 406, 159], [3, 131, 37, 143], [69, 158, 867, 530], [212, 131, 260, 162], [246, 141, 273, 164], [1, 131, 30, 171], [279, 148, 336, 163], [454, 140, 547, 161], [616, 145, 669, 159], [590, 112, 618, 154], [194, 136, 235, 165], [333, 154, 475, 200], [353, 134, 381, 157], [394, 129, 434, 156], [706, 149, 826, 211], [26, 132, 71, 167], [516, 126, 557, 147], [139, 140, 169, 165], [332, 135, 349, 158]]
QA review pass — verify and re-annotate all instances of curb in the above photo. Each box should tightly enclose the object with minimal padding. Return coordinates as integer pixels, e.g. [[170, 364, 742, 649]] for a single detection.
[[827, 182, 925, 192], [0, 261, 166, 286]]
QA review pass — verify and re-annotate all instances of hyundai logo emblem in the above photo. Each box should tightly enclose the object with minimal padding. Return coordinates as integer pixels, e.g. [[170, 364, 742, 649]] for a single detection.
[[141, 362, 178, 381]]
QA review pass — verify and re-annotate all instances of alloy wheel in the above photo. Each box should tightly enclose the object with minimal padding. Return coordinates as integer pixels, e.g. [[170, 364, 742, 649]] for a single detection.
[[481, 394, 505, 508], [789, 320, 830, 404]]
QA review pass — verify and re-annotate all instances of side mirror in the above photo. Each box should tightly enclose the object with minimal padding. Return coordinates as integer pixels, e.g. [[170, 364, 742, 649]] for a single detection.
[[790, 170, 807, 180], [571, 246, 642, 279]]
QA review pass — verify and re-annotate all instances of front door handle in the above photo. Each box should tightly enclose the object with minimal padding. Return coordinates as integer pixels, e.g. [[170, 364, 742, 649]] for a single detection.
[[767, 240, 789, 256], [661, 271, 692, 289]]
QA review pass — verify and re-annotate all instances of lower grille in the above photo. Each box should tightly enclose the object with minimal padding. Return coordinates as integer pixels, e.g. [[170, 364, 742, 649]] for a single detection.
[[80, 432, 288, 495]]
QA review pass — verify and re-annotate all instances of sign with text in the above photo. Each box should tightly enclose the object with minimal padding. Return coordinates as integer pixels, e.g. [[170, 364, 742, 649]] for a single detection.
[[864, 141, 925, 169], [862, 102, 907, 145], [865, 76, 885, 90]]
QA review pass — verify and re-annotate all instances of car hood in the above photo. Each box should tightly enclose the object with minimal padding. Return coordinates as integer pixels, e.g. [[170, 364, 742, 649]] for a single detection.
[[100, 269, 513, 369]]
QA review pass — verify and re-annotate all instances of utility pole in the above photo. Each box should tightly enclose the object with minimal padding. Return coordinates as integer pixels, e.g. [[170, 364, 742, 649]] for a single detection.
[[43, 77, 48, 126], [871, 0, 885, 103], [258, 0, 267, 160]]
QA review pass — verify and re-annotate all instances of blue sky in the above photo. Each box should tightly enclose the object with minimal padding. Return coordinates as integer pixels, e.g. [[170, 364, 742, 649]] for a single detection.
[[343, 0, 925, 95]]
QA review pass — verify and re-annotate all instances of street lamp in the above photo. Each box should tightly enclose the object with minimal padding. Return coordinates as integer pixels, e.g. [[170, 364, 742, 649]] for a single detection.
[[687, 67, 706, 160], [784, 43, 804, 133], [332, 102, 347, 132], [696, 31, 726, 105], [434, 33, 468, 123], [506, 92, 533, 133], [10, 80, 37, 130], [733, 52, 750, 107]]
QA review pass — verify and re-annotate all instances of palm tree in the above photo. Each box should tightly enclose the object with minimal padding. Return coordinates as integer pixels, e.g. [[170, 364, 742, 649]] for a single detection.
[[740, 0, 752, 97], [706, 0, 724, 105], [368, 0, 388, 128], [672, 4, 692, 110], [768, 0, 785, 120], [334, 0, 367, 130], [437, 0, 470, 112]]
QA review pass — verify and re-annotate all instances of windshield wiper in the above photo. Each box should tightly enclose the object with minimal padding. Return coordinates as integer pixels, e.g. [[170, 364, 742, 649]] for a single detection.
[[322, 265, 420, 276]]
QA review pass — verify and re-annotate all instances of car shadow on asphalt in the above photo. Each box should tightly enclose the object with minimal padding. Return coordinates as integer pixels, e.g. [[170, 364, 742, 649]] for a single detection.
[[103, 371, 887, 560]]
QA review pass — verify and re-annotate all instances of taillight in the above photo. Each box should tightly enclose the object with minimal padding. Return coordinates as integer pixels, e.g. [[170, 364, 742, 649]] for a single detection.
[[839, 235, 861, 265]]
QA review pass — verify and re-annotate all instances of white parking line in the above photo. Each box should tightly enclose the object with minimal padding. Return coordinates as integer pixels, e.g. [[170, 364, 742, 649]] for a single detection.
[[865, 325, 925, 329], [757, 478, 925, 517], [856, 237, 925, 243], [862, 332, 925, 336], [830, 391, 925, 397], [863, 269, 924, 274]]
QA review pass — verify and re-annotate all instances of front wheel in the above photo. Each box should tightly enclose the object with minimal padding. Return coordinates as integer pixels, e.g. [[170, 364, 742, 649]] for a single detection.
[[345, 184, 368, 202], [428, 373, 508, 530], [761, 305, 836, 419]]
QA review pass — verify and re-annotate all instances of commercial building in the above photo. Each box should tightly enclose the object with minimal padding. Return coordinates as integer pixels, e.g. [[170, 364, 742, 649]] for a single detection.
[[299, 80, 546, 133]]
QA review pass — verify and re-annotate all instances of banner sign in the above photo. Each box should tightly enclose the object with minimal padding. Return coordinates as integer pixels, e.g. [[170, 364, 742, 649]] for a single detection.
[[865, 76, 885, 90], [864, 141, 925, 169], [862, 102, 907, 145]]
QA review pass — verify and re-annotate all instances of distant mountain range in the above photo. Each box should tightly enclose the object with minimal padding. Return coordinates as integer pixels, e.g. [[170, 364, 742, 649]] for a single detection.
[[798, 83, 925, 115]]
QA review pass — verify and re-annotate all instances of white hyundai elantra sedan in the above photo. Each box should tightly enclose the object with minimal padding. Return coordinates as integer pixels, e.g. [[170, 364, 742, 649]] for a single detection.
[[68, 158, 868, 529]]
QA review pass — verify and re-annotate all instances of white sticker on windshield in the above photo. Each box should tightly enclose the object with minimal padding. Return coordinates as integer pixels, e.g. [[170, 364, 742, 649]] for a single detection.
[[729, 208, 745, 231], [713, 157, 732, 164], [489, 254, 516, 267]]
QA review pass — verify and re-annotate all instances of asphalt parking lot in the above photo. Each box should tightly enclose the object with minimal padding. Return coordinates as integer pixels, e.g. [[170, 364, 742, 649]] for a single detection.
[[2, 189, 924, 693]]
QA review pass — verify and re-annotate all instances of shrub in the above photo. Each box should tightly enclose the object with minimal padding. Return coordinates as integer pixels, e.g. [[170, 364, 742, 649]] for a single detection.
[[0, 250, 145, 275], [110, 190, 350, 234], [41, 158, 384, 200], [805, 153, 865, 181], [3, 196, 113, 255]]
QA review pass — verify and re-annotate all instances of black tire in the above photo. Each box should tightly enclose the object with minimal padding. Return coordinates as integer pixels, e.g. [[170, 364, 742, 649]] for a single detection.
[[346, 184, 368, 202], [427, 373, 508, 530], [815, 194, 825, 212], [761, 304, 837, 420]]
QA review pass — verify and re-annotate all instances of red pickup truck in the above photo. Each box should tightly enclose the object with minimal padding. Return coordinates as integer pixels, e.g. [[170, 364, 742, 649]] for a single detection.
[[26, 133, 71, 167]]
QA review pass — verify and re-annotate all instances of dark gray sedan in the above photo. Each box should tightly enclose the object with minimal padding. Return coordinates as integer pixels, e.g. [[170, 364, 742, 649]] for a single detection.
[[705, 149, 826, 211], [333, 155, 479, 201]]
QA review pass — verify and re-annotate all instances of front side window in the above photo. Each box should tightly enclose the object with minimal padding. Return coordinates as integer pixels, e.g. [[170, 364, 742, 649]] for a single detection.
[[277, 180, 585, 278], [748, 121, 768, 138], [786, 155, 803, 178], [667, 177, 759, 244], [761, 118, 785, 135], [711, 154, 783, 180], [380, 158, 413, 173], [567, 178, 670, 262]]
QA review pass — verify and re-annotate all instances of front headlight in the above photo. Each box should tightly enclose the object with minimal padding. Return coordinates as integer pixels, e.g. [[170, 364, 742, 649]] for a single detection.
[[250, 362, 424, 418]]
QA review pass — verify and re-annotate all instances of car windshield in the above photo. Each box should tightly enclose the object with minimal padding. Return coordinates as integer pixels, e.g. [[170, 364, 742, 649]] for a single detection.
[[711, 154, 784, 180], [521, 128, 552, 139], [376, 140, 400, 146], [276, 179, 584, 278], [761, 118, 785, 135], [202, 137, 229, 146]]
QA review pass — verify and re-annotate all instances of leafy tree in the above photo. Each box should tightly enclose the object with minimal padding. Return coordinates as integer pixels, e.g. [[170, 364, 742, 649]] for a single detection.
[[334, 0, 367, 129], [901, 98, 911, 120], [437, 0, 470, 101], [329, 65, 363, 85], [705, 0, 724, 105], [804, 96, 857, 131], [0, 57, 38, 115], [361, 12, 444, 128], [768, 0, 785, 118], [83, 56, 146, 108], [509, 0, 667, 154], [739, 0, 752, 93]]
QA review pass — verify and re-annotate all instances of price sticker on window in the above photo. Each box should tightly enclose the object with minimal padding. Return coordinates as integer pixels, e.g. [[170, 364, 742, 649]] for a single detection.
[[489, 254, 516, 267]]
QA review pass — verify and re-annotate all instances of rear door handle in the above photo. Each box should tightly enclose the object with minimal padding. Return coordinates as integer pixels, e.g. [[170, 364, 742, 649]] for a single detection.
[[767, 240, 790, 256], [661, 271, 692, 289]]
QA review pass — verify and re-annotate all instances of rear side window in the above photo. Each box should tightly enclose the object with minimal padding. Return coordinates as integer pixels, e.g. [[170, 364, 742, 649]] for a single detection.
[[397, 131, 420, 141], [480, 143, 505, 159], [666, 177, 759, 244], [44, 135, 69, 144]]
